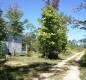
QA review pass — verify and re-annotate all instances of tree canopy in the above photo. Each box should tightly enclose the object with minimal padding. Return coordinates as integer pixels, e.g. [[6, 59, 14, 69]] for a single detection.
[[6, 5, 28, 36], [0, 8, 7, 41], [38, 5, 67, 59]]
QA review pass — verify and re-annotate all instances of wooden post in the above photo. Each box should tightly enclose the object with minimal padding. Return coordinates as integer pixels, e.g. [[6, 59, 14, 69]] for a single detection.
[[26, 45, 28, 54]]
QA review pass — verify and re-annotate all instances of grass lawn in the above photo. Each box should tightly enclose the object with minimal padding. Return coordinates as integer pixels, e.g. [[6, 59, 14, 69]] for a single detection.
[[80, 67, 86, 80], [0, 51, 73, 80], [79, 59, 86, 80], [79, 50, 86, 80]]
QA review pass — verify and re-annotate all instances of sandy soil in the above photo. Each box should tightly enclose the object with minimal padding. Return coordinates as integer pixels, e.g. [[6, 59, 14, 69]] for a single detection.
[[63, 52, 84, 80]]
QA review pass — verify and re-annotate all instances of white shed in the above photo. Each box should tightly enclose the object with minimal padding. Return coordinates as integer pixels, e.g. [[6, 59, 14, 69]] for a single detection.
[[4, 34, 22, 55]]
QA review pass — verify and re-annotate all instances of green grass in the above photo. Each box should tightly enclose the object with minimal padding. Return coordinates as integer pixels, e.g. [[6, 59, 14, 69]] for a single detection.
[[0, 52, 73, 80], [80, 67, 86, 80], [79, 50, 86, 80], [10, 53, 62, 64], [59, 51, 73, 59], [0, 53, 60, 80]]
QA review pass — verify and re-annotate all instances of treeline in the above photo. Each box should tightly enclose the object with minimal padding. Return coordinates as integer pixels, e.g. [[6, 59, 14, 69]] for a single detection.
[[0, 0, 86, 59]]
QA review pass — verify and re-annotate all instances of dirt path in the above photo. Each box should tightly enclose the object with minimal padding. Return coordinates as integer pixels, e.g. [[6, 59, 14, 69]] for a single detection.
[[34, 52, 84, 80], [63, 52, 85, 80], [63, 66, 80, 80]]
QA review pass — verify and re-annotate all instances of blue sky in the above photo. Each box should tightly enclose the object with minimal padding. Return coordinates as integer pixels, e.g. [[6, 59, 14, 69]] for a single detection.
[[0, 0, 86, 41]]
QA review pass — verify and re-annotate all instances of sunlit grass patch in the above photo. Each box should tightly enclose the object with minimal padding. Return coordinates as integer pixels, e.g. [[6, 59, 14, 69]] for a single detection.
[[80, 67, 86, 80], [0, 51, 73, 80], [79, 50, 86, 80]]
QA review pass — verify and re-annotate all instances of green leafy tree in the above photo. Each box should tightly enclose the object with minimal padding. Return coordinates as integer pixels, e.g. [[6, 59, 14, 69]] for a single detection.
[[22, 29, 37, 52], [67, 40, 78, 49], [0, 8, 6, 58], [0, 8, 6, 41], [79, 38, 86, 48], [38, 5, 67, 59], [6, 5, 28, 36], [22, 23, 36, 50]]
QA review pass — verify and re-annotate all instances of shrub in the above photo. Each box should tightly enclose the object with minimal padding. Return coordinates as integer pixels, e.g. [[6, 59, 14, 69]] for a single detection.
[[26, 51, 33, 57], [0, 43, 5, 59], [0, 52, 5, 59], [80, 50, 86, 66]]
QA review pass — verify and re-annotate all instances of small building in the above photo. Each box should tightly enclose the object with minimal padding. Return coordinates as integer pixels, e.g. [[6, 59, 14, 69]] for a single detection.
[[0, 7, 22, 55], [4, 34, 22, 55]]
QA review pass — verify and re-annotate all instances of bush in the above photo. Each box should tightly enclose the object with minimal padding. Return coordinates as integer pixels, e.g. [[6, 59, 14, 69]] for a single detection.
[[0, 43, 5, 59], [0, 52, 5, 59], [80, 50, 86, 66], [26, 51, 33, 57]]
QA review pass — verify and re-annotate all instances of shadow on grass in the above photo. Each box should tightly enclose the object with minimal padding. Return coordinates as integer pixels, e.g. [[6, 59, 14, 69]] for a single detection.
[[0, 61, 55, 80], [78, 61, 86, 67], [0, 59, 7, 64], [68, 59, 86, 67], [79, 52, 86, 67]]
